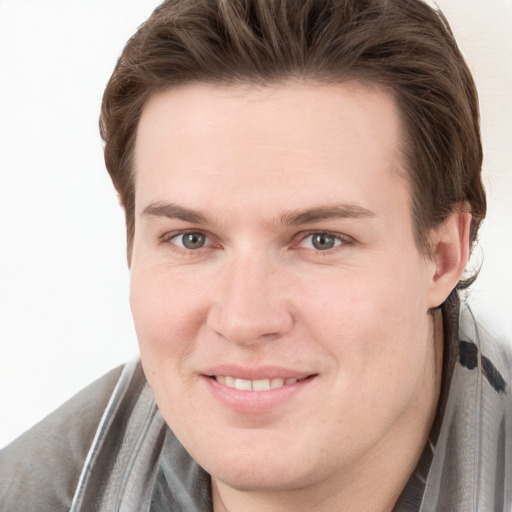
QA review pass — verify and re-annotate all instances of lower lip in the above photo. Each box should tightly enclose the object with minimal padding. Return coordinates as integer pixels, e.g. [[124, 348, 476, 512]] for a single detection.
[[202, 376, 315, 414]]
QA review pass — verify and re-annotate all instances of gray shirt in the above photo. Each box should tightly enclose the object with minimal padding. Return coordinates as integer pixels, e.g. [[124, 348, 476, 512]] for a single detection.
[[1, 302, 511, 511]]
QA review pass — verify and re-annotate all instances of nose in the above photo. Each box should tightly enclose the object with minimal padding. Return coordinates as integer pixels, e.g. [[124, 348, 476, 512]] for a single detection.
[[207, 253, 294, 346]]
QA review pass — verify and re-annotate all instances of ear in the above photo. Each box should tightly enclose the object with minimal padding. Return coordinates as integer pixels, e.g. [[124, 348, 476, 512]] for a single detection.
[[427, 210, 472, 309]]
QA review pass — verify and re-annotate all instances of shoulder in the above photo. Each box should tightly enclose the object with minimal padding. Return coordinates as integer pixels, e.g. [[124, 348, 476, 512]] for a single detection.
[[458, 302, 512, 392], [429, 303, 512, 510], [0, 365, 124, 512]]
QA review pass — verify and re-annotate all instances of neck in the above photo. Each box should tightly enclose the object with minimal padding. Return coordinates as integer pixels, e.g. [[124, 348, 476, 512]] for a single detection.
[[212, 442, 420, 512]]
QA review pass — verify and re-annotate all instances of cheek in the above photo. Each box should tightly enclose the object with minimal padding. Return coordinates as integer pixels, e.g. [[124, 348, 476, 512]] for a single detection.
[[129, 267, 208, 361], [297, 258, 430, 369], [129, 268, 210, 417]]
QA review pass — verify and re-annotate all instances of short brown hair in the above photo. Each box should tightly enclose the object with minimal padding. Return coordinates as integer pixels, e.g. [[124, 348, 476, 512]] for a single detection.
[[101, 0, 486, 267]]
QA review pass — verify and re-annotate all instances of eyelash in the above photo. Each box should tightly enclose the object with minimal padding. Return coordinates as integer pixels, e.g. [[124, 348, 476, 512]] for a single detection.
[[159, 230, 214, 253], [159, 230, 352, 255], [294, 231, 352, 253]]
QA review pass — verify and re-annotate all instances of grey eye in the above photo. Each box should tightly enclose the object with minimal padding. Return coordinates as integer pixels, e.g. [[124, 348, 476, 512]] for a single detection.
[[311, 233, 336, 250], [178, 232, 207, 250], [299, 232, 344, 251]]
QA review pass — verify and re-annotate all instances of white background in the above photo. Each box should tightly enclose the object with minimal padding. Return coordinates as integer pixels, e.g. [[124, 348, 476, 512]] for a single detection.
[[0, 0, 511, 448]]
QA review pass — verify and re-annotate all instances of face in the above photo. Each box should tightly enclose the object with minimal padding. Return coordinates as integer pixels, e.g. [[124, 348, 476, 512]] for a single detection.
[[130, 82, 442, 496]]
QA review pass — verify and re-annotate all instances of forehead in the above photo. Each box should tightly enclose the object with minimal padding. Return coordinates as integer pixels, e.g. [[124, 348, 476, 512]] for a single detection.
[[133, 81, 410, 222]]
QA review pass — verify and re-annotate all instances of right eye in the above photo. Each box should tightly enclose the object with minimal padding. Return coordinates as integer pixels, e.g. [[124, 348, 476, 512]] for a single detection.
[[168, 232, 209, 250]]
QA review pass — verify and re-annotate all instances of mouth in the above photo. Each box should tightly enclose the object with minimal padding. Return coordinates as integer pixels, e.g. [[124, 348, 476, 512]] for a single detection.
[[203, 370, 317, 413], [211, 375, 313, 391]]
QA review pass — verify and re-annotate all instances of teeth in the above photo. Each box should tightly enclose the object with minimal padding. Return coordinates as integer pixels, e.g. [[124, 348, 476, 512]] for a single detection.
[[270, 378, 284, 388], [215, 376, 301, 391], [252, 379, 270, 391], [235, 378, 252, 391]]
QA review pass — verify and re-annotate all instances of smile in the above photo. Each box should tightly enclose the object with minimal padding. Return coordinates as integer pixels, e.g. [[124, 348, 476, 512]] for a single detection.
[[204, 372, 317, 413], [214, 376, 303, 391]]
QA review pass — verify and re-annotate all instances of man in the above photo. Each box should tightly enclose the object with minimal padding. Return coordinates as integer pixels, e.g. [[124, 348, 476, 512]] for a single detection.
[[1, 0, 510, 511]]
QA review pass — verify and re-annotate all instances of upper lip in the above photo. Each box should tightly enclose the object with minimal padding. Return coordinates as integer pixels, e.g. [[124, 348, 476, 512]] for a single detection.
[[201, 364, 316, 381]]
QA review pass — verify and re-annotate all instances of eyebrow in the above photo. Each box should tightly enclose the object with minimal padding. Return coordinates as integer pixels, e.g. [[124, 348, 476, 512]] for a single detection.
[[279, 204, 376, 226], [141, 202, 211, 224], [141, 201, 376, 226]]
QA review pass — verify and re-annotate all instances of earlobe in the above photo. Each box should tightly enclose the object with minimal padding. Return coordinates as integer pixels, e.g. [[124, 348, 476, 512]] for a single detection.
[[427, 210, 472, 309]]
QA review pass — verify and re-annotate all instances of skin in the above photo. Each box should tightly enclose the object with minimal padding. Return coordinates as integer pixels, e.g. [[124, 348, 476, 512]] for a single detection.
[[130, 81, 470, 512]]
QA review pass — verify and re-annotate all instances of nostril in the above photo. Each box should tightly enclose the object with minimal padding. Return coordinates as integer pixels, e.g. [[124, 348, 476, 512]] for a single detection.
[[206, 302, 294, 346]]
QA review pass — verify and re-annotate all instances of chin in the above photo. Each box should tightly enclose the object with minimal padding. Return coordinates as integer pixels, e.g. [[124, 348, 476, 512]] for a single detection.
[[210, 463, 312, 493], [194, 436, 336, 493]]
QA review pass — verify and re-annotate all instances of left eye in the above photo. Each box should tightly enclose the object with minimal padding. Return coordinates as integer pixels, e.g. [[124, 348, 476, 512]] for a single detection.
[[300, 232, 344, 251], [170, 232, 208, 250]]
